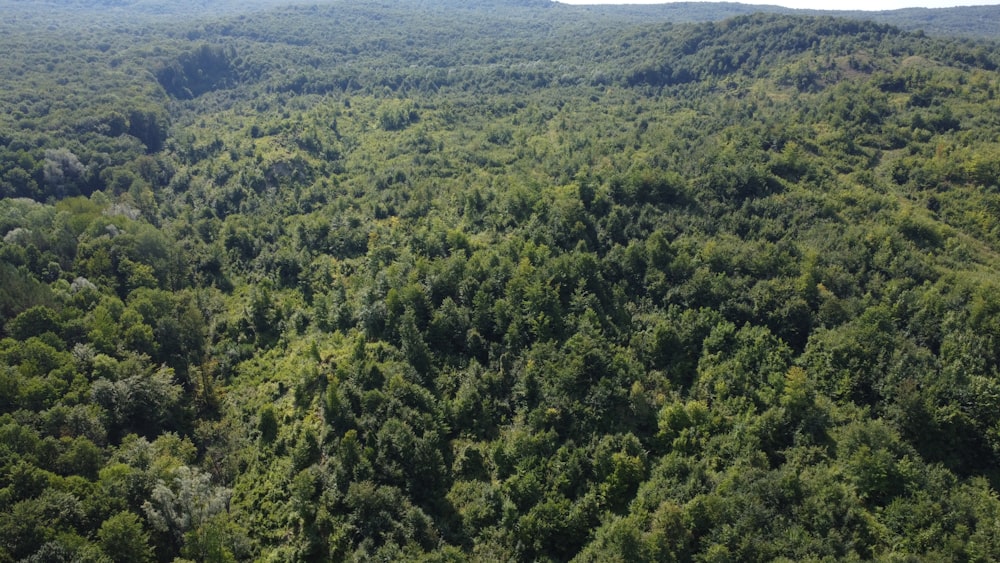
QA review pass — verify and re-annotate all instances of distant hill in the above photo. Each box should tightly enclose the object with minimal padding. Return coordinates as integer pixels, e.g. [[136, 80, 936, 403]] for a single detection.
[[2, 0, 1000, 39], [852, 5, 1000, 39], [575, 2, 1000, 39]]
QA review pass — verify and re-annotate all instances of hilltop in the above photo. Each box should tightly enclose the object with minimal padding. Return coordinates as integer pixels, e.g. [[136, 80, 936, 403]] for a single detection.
[[5, 0, 1000, 38]]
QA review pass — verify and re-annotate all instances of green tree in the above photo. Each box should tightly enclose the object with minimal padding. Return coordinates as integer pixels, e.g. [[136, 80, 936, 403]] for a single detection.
[[98, 511, 155, 563]]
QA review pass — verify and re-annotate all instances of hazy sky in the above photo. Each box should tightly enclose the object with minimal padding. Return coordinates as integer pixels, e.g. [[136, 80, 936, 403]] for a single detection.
[[557, 0, 1000, 11]]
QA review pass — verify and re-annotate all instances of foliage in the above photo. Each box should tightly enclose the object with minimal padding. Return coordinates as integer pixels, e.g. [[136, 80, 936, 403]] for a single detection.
[[4, 0, 1000, 561]]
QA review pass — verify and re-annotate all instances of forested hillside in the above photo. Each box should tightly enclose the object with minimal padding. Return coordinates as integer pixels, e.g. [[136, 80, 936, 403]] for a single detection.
[[5, 0, 1000, 561]]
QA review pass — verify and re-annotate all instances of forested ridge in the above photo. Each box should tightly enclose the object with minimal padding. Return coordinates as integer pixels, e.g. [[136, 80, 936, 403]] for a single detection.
[[5, 0, 1000, 561]]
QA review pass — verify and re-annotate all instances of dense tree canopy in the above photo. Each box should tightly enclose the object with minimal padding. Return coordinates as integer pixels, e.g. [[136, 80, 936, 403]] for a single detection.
[[4, 0, 1000, 560]]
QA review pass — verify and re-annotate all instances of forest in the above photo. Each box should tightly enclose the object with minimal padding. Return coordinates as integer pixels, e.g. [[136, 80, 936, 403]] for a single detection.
[[4, 0, 1000, 560]]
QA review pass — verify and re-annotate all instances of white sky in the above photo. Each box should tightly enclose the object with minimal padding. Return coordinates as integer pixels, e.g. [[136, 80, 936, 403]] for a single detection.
[[557, 0, 1000, 11]]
